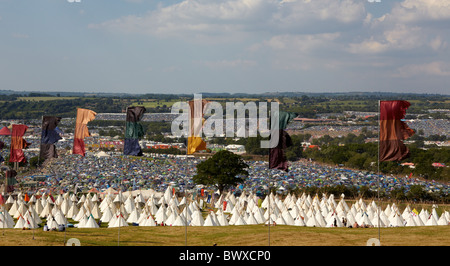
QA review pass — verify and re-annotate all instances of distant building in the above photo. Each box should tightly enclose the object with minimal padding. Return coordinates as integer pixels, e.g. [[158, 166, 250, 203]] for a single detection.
[[225, 144, 246, 154]]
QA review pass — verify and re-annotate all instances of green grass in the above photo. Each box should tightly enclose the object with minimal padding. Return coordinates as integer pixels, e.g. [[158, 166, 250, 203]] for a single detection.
[[1, 225, 449, 246], [1, 201, 447, 246]]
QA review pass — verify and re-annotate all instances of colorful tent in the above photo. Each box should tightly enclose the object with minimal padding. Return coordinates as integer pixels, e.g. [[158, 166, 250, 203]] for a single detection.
[[0, 126, 11, 135]]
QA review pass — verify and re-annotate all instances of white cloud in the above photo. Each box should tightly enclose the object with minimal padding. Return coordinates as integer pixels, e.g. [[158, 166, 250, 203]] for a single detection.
[[394, 61, 450, 78], [90, 0, 274, 40], [348, 38, 389, 54], [263, 32, 341, 52], [348, 23, 424, 54], [392, 0, 450, 23], [89, 0, 366, 41], [84, 0, 450, 94], [429, 36, 447, 51], [348, 0, 450, 55], [273, 0, 365, 30]]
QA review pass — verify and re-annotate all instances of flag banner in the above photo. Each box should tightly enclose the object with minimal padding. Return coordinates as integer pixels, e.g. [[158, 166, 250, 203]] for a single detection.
[[187, 98, 209, 155], [269, 111, 297, 172], [123, 139, 141, 156], [269, 129, 293, 172], [10, 124, 30, 163], [40, 116, 62, 160], [187, 136, 207, 155], [379, 100, 415, 162], [5, 169, 17, 193], [124, 106, 146, 156], [73, 108, 96, 156]]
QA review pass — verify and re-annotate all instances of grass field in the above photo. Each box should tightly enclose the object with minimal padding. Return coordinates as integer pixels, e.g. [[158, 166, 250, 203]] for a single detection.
[[1, 225, 448, 246]]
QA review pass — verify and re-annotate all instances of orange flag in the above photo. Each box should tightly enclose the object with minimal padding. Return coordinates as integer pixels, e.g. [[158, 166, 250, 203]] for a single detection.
[[73, 108, 96, 156], [10, 124, 30, 163]]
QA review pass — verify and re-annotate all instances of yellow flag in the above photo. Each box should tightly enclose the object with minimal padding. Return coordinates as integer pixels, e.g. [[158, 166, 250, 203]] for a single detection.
[[187, 98, 208, 154], [187, 136, 207, 155]]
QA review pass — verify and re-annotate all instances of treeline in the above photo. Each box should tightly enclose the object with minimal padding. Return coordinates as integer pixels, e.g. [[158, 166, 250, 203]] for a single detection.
[[0, 97, 171, 120], [0, 98, 121, 119], [0, 93, 449, 120]]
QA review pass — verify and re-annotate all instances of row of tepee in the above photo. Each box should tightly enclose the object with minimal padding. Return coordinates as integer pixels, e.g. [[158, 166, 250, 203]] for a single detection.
[[1, 188, 449, 229]]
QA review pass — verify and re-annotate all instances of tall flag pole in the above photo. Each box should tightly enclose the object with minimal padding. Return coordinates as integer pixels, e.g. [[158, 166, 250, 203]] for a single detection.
[[10, 124, 30, 166], [377, 100, 414, 242], [267, 109, 296, 245], [40, 116, 62, 161], [123, 106, 146, 156], [185, 95, 209, 245], [73, 108, 97, 156], [268, 111, 297, 172]]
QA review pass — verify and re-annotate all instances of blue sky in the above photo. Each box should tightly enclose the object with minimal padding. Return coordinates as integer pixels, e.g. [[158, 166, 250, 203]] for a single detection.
[[1, 0, 449, 95]]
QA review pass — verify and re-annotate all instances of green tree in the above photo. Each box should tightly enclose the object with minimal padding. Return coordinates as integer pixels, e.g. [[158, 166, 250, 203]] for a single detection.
[[193, 150, 249, 194], [406, 185, 429, 201]]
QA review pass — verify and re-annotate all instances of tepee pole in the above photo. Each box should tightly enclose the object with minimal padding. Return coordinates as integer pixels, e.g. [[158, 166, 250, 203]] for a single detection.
[[2, 174, 6, 235], [266, 106, 270, 246], [185, 146, 189, 246], [267, 152, 271, 246], [185, 101, 189, 247], [37, 115, 43, 168], [377, 100, 381, 242], [268, 178, 271, 246]]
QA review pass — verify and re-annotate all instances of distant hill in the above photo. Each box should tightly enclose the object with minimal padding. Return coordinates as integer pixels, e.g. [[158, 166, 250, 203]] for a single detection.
[[0, 89, 448, 98]]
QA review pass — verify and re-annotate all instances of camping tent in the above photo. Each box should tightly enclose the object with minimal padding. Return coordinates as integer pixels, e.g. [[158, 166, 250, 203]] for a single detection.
[[95, 151, 110, 158], [0, 126, 11, 136]]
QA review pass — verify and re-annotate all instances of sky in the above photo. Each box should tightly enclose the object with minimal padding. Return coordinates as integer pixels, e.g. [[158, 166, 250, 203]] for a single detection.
[[0, 0, 449, 95]]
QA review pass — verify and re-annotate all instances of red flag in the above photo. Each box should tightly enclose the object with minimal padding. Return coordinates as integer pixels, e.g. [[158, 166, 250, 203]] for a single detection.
[[0, 194, 5, 206], [379, 101, 415, 162], [223, 201, 227, 211], [10, 124, 30, 163]]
